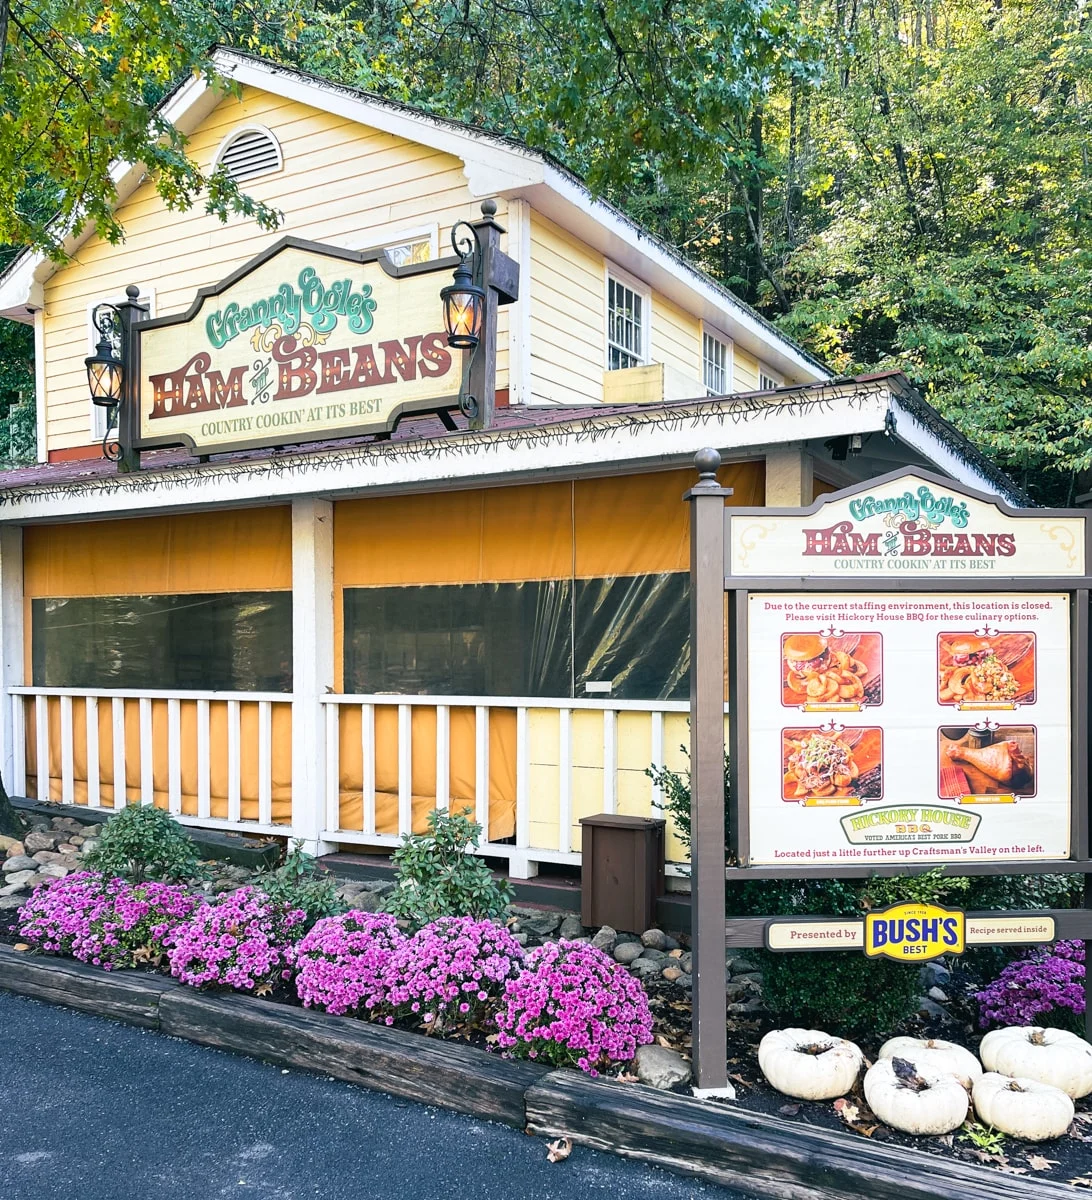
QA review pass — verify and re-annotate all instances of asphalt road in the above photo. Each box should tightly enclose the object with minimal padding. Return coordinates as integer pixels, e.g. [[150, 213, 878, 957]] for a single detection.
[[0, 992, 752, 1200]]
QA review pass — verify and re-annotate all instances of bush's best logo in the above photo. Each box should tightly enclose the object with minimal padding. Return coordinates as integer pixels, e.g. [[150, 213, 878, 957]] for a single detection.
[[803, 487, 1016, 560], [864, 901, 966, 961]]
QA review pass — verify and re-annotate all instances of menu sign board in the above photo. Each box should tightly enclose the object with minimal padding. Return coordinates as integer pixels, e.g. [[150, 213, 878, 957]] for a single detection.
[[729, 474, 1086, 579], [137, 239, 459, 455], [745, 590, 1071, 866]]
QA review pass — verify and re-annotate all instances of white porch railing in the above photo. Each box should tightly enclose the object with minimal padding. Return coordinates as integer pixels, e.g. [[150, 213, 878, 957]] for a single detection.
[[8, 686, 711, 876], [9, 687, 294, 837], [320, 694, 697, 878]]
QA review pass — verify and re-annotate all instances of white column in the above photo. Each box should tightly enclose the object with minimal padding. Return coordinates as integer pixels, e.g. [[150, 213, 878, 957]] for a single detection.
[[0, 526, 24, 796], [291, 498, 337, 856], [764, 443, 813, 506]]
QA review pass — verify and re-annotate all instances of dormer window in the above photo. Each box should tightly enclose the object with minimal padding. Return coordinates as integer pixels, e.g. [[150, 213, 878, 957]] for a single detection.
[[213, 126, 283, 183]]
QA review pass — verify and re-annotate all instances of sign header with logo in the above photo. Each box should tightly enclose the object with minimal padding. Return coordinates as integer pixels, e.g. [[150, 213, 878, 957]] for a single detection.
[[136, 237, 461, 456]]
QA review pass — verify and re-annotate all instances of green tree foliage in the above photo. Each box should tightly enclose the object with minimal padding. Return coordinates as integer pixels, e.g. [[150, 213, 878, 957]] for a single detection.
[[0, 0, 1087, 493]]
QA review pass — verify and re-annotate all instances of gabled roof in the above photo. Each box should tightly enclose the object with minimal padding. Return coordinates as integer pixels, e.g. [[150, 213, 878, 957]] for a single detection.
[[0, 49, 829, 385]]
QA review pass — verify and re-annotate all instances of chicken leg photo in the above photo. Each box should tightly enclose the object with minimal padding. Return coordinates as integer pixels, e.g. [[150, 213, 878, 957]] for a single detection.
[[946, 739, 1030, 785]]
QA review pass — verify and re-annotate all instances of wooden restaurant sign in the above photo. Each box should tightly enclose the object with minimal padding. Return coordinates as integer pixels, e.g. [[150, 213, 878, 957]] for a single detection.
[[136, 237, 460, 455]]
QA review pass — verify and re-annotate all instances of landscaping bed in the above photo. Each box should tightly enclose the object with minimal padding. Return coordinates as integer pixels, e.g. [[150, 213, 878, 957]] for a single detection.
[[2, 802, 1090, 1195]]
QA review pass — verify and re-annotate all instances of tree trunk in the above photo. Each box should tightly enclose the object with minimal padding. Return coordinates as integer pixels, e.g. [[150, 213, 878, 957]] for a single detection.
[[0, 774, 27, 838]]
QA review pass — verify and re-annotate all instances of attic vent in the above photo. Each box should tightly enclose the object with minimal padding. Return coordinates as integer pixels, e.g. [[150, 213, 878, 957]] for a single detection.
[[215, 126, 282, 183]]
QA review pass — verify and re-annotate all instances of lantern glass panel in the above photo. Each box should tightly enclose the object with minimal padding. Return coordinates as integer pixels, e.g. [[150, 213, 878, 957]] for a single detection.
[[443, 287, 484, 349], [88, 357, 123, 405]]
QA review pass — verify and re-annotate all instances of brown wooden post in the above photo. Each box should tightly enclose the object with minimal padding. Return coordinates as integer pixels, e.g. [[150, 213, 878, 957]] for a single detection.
[[467, 200, 519, 431], [686, 447, 732, 1092]]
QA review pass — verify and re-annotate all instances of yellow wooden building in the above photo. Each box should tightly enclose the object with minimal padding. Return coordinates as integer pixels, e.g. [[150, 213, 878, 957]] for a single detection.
[[0, 51, 1022, 877]]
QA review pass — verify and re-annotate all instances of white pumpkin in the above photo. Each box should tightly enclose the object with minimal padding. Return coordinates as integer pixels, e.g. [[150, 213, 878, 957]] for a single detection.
[[979, 1026, 1092, 1099], [863, 1057, 969, 1135], [877, 1037, 982, 1089], [758, 1028, 863, 1101], [972, 1073, 1074, 1141]]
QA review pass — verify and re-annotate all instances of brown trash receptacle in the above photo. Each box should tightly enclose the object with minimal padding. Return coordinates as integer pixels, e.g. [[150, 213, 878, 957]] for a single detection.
[[579, 813, 666, 934]]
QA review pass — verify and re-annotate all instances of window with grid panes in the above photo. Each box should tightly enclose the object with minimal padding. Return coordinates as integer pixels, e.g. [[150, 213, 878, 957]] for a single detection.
[[703, 331, 729, 394], [607, 276, 645, 370], [759, 368, 782, 391], [384, 235, 433, 267]]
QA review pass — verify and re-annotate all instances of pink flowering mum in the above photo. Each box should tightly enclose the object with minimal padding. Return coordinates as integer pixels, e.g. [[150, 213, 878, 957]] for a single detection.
[[976, 940, 1085, 1028], [379, 915, 525, 1032], [17, 871, 197, 971], [292, 910, 406, 1016], [494, 940, 653, 1074], [166, 885, 304, 992]]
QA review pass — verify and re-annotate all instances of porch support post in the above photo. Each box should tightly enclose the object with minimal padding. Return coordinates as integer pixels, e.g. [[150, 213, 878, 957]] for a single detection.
[[291, 498, 336, 856], [0, 526, 23, 797], [685, 449, 731, 1094], [764, 443, 812, 506]]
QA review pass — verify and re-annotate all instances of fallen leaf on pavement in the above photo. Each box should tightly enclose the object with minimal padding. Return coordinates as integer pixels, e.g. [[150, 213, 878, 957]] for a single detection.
[[12, 943, 29, 952], [833, 1098, 860, 1126], [1028, 1156, 1058, 1172], [547, 1138, 572, 1163], [778, 1104, 801, 1117]]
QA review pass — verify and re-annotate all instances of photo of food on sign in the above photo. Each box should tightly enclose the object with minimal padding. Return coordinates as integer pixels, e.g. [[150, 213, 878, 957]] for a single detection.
[[781, 727, 883, 804], [781, 632, 882, 709], [938, 725, 1036, 799], [936, 632, 1035, 707]]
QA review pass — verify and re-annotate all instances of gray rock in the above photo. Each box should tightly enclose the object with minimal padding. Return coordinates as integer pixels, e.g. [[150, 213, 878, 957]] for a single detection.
[[558, 915, 584, 939], [25, 874, 53, 889], [0, 881, 26, 895], [614, 942, 644, 965], [32, 850, 67, 865], [370, 882, 395, 898], [23, 831, 61, 853], [628, 959, 662, 979], [635, 947, 666, 962], [679, 952, 693, 973], [38, 864, 68, 879], [674, 974, 693, 991], [0, 895, 26, 910], [927, 986, 949, 1004], [3, 856, 38, 874], [728, 957, 760, 974], [662, 935, 681, 951], [57, 843, 80, 855], [725, 981, 749, 1002], [511, 932, 529, 946], [591, 925, 616, 952], [79, 839, 99, 855], [733, 971, 763, 984], [635, 1044, 692, 1090], [350, 890, 385, 914], [920, 962, 951, 989], [82, 825, 103, 838], [521, 913, 562, 937], [728, 998, 764, 1014], [52, 818, 85, 834], [335, 883, 367, 902], [640, 928, 667, 950]]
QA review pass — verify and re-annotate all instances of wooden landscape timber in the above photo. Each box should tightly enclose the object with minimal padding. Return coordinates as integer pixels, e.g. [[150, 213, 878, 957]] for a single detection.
[[0, 943, 173, 1028], [524, 1070, 1082, 1200], [156, 989, 546, 1127], [0, 946, 1086, 1200]]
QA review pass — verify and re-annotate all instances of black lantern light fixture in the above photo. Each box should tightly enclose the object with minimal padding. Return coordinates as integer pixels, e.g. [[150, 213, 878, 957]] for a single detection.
[[441, 221, 485, 351], [85, 304, 123, 408]]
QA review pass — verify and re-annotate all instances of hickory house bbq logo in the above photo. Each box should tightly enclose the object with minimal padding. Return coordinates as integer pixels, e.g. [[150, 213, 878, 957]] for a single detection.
[[803, 486, 1016, 561]]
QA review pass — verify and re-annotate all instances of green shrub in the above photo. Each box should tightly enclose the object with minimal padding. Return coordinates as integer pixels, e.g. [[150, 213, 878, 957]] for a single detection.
[[386, 807, 512, 929], [645, 745, 729, 863], [85, 803, 205, 883], [254, 841, 343, 930]]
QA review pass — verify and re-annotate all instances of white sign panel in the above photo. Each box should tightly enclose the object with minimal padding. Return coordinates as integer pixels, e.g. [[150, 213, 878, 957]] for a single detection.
[[729, 474, 1085, 578], [746, 591, 1071, 866]]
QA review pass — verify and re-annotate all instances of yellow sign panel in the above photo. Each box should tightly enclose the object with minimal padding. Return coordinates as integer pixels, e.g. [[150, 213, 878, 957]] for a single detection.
[[864, 901, 965, 962], [766, 919, 864, 951], [137, 238, 461, 456]]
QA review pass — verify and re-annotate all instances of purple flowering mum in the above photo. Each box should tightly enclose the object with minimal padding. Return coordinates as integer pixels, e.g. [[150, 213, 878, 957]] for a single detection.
[[292, 910, 407, 1016], [379, 915, 525, 1032], [975, 940, 1086, 1028], [494, 940, 653, 1075], [17, 871, 197, 971], [166, 885, 304, 992]]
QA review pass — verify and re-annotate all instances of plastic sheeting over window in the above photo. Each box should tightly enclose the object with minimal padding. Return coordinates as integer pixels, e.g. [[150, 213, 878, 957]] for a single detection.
[[343, 572, 688, 701], [32, 593, 293, 691]]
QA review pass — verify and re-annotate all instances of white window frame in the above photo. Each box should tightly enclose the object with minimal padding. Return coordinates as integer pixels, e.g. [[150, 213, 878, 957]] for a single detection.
[[604, 264, 650, 371], [701, 324, 734, 395], [758, 362, 784, 391], [211, 124, 284, 182], [335, 223, 438, 266], [87, 288, 156, 442]]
